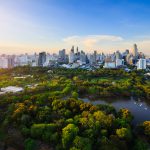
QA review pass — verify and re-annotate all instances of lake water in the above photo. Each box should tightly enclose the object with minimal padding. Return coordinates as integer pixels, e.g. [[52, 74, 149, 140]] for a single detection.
[[80, 97, 150, 125]]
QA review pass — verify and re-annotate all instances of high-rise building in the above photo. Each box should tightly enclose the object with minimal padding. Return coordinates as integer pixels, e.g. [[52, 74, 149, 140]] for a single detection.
[[58, 49, 66, 63], [69, 46, 75, 63], [76, 47, 79, 53], [116, 59, 124, 67], [8, 56, 15, 68], [137, 59, 147, 70], [0, 57, 9, 68], [93, 51, 97, 63], [126, 53, 134, 65], [38, 52, 46, 67], [80, 50, 86, 65], [132, 44, 138, 59], [104, 57, 116, 68], [115, 51, 122, 59], [71, 46, 74, 53], [16, 54, 29, 66]]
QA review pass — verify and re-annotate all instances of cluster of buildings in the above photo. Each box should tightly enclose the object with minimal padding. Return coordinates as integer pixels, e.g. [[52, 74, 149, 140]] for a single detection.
[[0, 53, 59, 68], [103, 44, 147, 70], [67, 44, 149, 70], [0, 44, 149, 70]]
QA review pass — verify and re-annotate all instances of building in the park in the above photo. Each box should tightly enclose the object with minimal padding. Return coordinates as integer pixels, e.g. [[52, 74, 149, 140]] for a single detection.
[[38, 52, 46, 66], [137, 59, 147, 70], [1, 86, 23, 93]]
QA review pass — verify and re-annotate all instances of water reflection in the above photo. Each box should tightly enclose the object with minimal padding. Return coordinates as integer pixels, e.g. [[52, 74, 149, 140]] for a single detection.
[[80, 97, 150, 125]]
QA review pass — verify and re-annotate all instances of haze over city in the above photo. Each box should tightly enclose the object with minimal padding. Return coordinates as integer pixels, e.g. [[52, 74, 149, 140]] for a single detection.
[[0, 0, 150, 55]]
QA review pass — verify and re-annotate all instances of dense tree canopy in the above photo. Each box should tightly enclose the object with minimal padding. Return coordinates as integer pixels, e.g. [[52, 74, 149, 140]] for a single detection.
[[0, 67, 149, 149]]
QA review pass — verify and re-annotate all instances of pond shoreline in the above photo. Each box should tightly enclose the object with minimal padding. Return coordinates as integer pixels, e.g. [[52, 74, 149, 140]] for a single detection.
[[79, 97, 150, 125]]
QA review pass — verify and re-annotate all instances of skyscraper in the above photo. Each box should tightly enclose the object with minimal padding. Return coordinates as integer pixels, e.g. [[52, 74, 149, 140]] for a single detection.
[[137, 59, 146, 70], [69, 46, 75, 63], [115, 51, 122, 59], [94, 51, 97, 64], [71, 46, 74, 53], [38, 52, 46, 67], [132, 44, 138, 59], [80, 50, 86, 64], [59, 49, 66, 63]]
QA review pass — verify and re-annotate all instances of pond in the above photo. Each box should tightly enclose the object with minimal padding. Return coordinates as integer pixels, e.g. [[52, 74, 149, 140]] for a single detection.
[[80, 97, 150, 125]]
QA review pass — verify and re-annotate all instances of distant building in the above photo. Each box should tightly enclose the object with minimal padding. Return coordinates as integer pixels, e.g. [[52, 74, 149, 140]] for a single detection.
[[104, 57, 116, 68], [139, 52, 145, 59], [38, 52, 46, 67], [0, 57, 9, 68], [126, 54, 134, 65], [98, 53, 105, 63], [147, 59, 150, 67], [93, 51, 97, 64], [80, 51, 86, 65], [137, 59, 146, 70], [132, 44, 139, 61], [69, 46, 75, 63], [116, 59, 124, 67], [88, 54, 95, 65], [115, 51, 122, 59], [16, 54, 29, 66], [58, 49, 66, 63], [31, 53, 39, 67]]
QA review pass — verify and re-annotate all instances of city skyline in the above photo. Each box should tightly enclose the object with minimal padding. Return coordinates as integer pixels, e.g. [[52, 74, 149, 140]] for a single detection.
[[0, 0, 150, 55]]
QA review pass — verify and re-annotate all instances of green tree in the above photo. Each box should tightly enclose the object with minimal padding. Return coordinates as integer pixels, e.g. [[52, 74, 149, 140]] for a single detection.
[[133, 139, 149, 150], [62, 124, 79, 149], [72, 136, 92, 150], [142, 121, 150, 137], [24, 138, 37, 150], [116, 128, 132, 140], [72, 91, 79, 99]]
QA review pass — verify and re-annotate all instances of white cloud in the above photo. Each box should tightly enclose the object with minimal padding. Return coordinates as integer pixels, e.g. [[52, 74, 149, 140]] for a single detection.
[[63, 35, 123, 49]]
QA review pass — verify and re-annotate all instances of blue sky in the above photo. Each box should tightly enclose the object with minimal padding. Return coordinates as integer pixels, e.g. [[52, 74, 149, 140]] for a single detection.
[[0, 0, 150, 55]]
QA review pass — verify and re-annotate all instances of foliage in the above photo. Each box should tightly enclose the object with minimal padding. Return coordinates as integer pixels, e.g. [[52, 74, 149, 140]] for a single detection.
[[116, 127, 132, 140], [62, 124, 79, 149], [24, 138, 37, 150], [0, 67, 149, 149]]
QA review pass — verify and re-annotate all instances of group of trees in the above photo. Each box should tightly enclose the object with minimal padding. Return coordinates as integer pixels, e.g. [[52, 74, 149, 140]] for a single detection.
[[0, 66, 149, 149], [0, 66, 150, 99], [0, 93, 149, 149]]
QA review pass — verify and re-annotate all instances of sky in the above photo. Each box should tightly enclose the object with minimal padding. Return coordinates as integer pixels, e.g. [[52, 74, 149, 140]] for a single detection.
[[0, 0, 150, 55]]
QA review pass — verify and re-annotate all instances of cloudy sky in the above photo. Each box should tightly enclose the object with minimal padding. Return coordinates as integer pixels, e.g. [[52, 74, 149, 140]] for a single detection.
[[0, 0, 150, 55]]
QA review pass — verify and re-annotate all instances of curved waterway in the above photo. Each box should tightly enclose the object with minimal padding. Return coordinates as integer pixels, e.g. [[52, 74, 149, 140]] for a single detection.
[[80, 97, 150, 125]]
